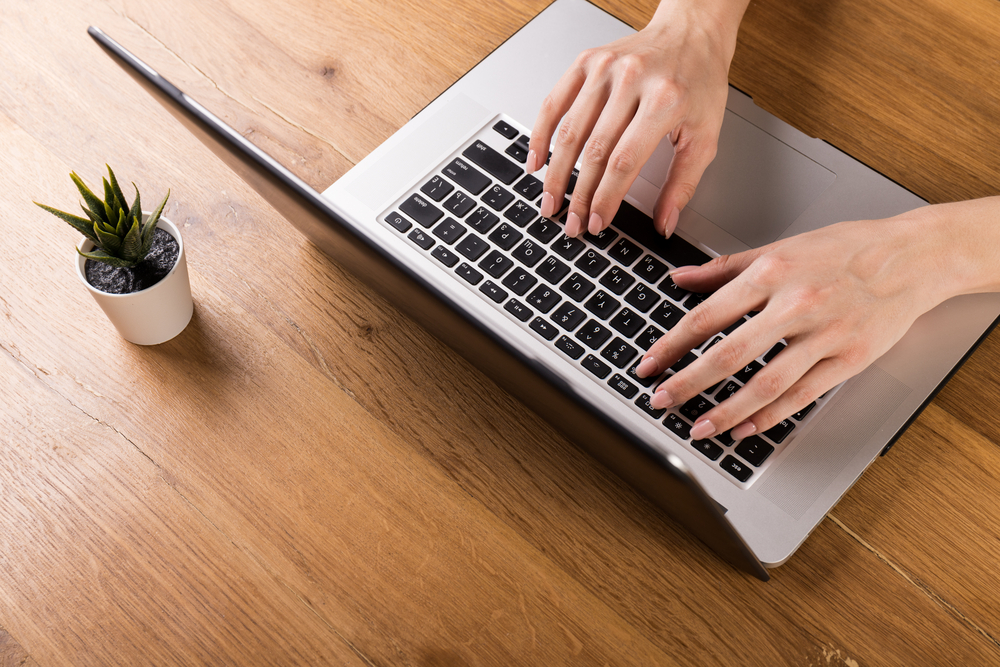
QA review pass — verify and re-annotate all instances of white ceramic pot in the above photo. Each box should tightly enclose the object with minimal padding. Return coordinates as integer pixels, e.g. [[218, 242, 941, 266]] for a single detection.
[[76, 213, 193, 345]]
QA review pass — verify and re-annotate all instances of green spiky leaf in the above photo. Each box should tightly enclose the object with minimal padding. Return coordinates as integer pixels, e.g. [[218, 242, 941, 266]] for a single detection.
[[77, 246, 135, 268], [127, 184, 141, 226], [106, 165, 129, 214], [138, 189, 170, 260], [81, 204, 103, 227], [35, 202, 99, 244], [120, 217, 143, 263], [114, 206, 128, 237], [102, 180, 118, 225], [93, 220, 122, 255], [70, 172, 108, 225]]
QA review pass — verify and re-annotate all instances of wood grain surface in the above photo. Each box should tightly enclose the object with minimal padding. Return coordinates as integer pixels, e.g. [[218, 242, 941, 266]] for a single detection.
[[1, 0, 998, 665]]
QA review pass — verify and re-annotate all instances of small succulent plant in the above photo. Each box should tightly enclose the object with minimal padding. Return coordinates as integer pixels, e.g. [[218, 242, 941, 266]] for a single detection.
[[36, 165, 170, 268]]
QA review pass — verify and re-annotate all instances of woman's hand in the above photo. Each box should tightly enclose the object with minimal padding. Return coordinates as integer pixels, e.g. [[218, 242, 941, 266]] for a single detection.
[[528, 0, 749, 239], [634, 205, 975, 442]]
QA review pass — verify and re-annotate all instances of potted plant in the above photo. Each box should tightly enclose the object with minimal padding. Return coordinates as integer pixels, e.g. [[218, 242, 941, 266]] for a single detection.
[[36, 165, 193, 345]]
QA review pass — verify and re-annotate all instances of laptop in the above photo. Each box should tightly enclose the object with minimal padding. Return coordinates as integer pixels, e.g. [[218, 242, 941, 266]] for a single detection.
[[88, 0, 1000, 580]]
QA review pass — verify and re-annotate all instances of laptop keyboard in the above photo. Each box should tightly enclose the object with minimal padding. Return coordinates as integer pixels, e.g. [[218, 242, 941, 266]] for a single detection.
[[380, 115, 837, 488]]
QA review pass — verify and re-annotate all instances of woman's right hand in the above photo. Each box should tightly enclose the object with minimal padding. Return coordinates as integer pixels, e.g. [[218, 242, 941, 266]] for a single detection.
[[528, 0, 750, 238]]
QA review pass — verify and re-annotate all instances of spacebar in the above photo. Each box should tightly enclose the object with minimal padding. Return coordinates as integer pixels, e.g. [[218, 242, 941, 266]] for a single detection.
[[462, 140, 523, 185]]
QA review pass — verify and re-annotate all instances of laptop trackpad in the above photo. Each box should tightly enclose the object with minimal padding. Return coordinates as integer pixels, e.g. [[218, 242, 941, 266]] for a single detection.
[[638, 110, 836, 249]]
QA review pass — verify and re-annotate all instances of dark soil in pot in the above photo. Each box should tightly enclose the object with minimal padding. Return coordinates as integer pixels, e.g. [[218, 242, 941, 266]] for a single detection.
[[84, 227, 179, 294]]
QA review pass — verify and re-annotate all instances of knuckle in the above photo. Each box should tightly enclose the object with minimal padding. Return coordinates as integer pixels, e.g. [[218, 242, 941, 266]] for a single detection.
[[648, 80, 680, 110], [712, 338, 747, 373], [839, 342, 871, 368], [583, 137, 612, 165], [555, 122, 580, 148], [608, 148, 640, 177], [752, 253, 792, 287], [684, 304, 717, 338], [751, 369, 787, 400], [788, 383, 817, 408], [539, 93, 560, 117], [616, 53, 646, 81]]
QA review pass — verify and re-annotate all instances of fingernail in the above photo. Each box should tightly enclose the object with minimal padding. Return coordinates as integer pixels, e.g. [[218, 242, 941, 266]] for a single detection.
[[635, 356, 658, 378], [690, 419, 716, 441], [565, 211, 584, 237], [731, 421, 757, 440], [588, 212, 603, 235], [664, 206, 679, 239], [650, 387, 674, 410], [540, 192, 555, 218], [526, 149, 539, 173], [668, 265, 697, 279]]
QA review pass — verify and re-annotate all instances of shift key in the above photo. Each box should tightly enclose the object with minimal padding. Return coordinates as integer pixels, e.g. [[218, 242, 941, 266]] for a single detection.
[[463, 140, 523, 185]]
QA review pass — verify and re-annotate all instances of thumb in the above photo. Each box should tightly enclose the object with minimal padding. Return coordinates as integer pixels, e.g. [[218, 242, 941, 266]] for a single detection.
[[669, 247, 764, 293], [653, 135, 717, 237]]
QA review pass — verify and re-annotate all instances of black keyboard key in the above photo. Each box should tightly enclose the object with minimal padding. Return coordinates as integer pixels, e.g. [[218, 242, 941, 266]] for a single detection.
[[529, 317, 558, 340], [400, 193, 443, 228], [763, 419, 795, 444], [479, 250, 513, 278], [443, 191, 476, 218], [504, 200, 538, 227], [455, 262, 483, 285], [575, 319, 612, 349], [488, 223, 522, 250], [734, 360, 763, 384], [600, 266, 636, 295], [504, 299, 533, 322], [506, 138, 529, 163], [501, 267, 537, 296], [659, 275, 690, 302], [650, 302, 684, 332], [511, 239, 547, 267], [679, 395, 715, 422], [566, 169, 579, 194], [455, 234, 489, 261], [513, 134, 530, 153], [584, 227, 618, 249], [721, 455, 753, 482], [715, 380, 741, 402], [684, 293, 706, 311], [584, 290, 620, 320], [582, 354, 612, 379], [627, 360, 659, 388], [482, 184, 515, 211], [634, 255, 669, 283], [551, 302, 586, 331], [635, 393, 667, 419], [735, 437, 774, 466], [432, 218, 466, 244], [574, 249, 610, 278], [463, 140, 523, 185], [608, 307, 645, 338], [692, 439, 724, 461], [536, 255, 571, 284], [635, 325, 664, 351], [600, 338, 637, 368], [526, 285, 561, 313], [671, 352, 698, 372], [624, 283, 661, 313], [385, 211, 411, 233], [560, 273, 595, 302], [407, 228, 435, 250], [443, 158, 491, 195], [527, 217, 562, 243], [479, 280, 508, 303], [664, 413, 692, 440], [608, 201, 711, 267], [723, 318, 747, 336], [763, 342, 786, 363], [466, 206, 500, 234], [513, 174, 544, 200], [493, 120, 518, 140], [608, 373, 638, 398], [420, 175, 454, 202], [792, 402, 816, 421], [702, 336, 723, 352], [555, 335, 584, 360], [431, 246, 458, 267], [608, 238, 642, 266], [551, 235, 586, 260], [716, 430, 735, 447]]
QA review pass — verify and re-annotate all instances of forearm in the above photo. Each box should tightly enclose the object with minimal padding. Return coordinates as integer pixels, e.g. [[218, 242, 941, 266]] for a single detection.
[[920, 197, 1000, 299], [648, 0, 751, 60]]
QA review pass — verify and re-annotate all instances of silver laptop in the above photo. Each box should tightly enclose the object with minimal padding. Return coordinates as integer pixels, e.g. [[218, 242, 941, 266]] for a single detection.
[[89, 0, 1000, 580]]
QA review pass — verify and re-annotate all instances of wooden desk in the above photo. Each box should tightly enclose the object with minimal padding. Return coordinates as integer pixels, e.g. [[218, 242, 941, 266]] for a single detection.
[[2, 0, 998, 664]]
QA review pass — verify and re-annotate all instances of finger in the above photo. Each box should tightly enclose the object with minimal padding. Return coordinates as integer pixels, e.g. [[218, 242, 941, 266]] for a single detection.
[[648, 305, 780, 410], [685, 338, 827, 441], [585, 96, 681, 235], [541, 78, 611, 228], [668, 248, 764, 293], [528, 63, 587, 174], [653, 129, 720, 237], [636, 276, 768, 381]]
